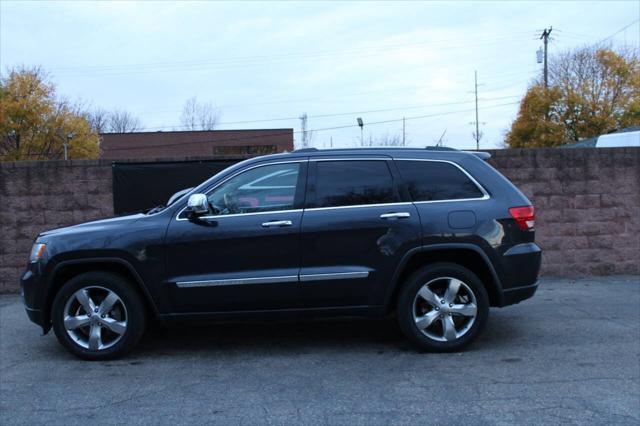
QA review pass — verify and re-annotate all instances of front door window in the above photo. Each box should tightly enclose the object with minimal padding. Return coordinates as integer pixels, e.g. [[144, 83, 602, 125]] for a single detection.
[[207, 163, 301, 215]]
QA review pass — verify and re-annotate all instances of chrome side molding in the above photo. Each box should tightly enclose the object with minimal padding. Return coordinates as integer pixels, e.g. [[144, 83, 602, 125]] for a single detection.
[[299, 271, 370, 282], [176, 275, 299, 288], [175, 271, 370, 288]]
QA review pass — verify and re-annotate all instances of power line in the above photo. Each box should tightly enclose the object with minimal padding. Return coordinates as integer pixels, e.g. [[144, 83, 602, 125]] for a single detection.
[[129, 95, 521, 131], [124, 70, 537, 115], [103, 101, 520, 151], [598, 19, 640, 44], [52, 31, 539, 76]]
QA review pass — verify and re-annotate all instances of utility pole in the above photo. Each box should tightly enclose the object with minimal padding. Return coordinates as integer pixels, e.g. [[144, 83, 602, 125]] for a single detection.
[[469, 71, 485, 150], [474, 70, 480, 151], [299, 113, 308, 148], [402, 117, 406, 146], [540, 27, 552, 89]]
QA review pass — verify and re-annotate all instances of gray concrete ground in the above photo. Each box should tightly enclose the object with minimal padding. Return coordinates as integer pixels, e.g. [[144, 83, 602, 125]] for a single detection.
[[1, 277, 639, 425]]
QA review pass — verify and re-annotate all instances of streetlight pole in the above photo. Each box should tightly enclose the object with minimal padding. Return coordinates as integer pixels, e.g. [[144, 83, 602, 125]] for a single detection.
[[357, 117, 364, 146], [64, 132, 74, 160]]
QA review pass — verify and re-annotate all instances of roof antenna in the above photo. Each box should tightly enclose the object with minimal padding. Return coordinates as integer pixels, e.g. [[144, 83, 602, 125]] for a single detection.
[[437, 129, 447, 147]]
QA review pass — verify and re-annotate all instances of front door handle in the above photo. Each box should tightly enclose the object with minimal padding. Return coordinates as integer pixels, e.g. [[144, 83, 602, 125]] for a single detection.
[[380, 212, 411, 219], [262, 220, 293, 227]]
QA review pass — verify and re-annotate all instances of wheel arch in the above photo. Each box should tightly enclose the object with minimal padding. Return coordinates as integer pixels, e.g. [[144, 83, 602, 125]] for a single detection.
[[386, 244, 504, 312], [44, 258, 159, 330]]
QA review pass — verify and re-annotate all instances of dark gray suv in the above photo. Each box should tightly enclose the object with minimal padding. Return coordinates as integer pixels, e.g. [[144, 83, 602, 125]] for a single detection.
[[21, 148, 541, 359]]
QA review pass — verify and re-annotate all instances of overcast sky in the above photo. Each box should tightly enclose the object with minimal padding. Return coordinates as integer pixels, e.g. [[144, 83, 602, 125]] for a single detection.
[[1, 1, 638, 150]]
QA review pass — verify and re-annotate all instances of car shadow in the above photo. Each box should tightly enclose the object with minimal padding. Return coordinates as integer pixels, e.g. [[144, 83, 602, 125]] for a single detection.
[[136, 317, 408, 355], [131, 311, 525, 358]]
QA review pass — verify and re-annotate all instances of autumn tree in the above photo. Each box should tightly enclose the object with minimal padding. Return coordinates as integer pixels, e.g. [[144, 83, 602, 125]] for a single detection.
[[506, 46, 639, 148], [0, 67, 99, 160], [180, 97, 219, 130]]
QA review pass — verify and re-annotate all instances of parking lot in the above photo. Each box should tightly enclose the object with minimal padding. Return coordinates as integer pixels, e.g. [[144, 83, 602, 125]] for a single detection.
[[1, 276, 638, 425]]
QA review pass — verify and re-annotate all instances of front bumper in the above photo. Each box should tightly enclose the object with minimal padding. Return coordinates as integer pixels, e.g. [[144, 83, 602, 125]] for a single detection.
[[25, 305, 45, 326], [20, 265, 48, 329]]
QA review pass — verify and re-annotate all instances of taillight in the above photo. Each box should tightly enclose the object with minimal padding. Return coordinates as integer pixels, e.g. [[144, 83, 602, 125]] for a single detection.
[[509, 206, 535, 231]]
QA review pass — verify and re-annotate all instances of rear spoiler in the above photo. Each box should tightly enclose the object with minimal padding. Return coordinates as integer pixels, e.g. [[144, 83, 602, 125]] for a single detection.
[[463, 151, 491, 161]]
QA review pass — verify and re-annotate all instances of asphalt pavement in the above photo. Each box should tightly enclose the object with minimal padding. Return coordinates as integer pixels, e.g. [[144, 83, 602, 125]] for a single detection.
[[1, 276, 639, 425]]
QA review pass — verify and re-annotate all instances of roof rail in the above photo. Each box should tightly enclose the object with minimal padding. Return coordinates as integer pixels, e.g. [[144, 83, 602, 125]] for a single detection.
[[463, 151, 491, 160], [424, 145, 457, 151], [292, 148, 319, 153]]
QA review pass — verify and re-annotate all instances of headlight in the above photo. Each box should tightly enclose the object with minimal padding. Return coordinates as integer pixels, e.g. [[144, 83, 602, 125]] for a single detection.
[[29, 243, 47, 262]]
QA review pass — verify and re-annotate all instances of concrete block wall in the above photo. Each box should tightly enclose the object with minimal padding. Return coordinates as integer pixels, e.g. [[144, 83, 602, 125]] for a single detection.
[[0, 160, 114, 293], [487, 148, 640, 277], [1, 148, 639, 293]]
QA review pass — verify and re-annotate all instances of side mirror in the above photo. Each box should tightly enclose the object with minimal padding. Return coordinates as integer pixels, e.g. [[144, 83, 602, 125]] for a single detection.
[[185, 194, 209, 218]]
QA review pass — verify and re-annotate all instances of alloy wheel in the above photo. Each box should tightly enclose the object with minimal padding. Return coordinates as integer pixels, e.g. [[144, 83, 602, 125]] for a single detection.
[[412, 276, 478, 342], [62, 286, 128, 350]]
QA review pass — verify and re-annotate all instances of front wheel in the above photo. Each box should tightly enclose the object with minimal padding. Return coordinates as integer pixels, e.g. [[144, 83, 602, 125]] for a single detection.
[[51, 272, 146, 360], [397, 263, 489, 352]]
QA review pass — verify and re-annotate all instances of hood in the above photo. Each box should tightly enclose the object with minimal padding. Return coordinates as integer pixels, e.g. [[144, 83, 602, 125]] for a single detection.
[[38, 213, 147, 239]]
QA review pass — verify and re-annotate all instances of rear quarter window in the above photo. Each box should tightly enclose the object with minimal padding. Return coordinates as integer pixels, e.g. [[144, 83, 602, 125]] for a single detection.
[[397, 160, 485, 201]]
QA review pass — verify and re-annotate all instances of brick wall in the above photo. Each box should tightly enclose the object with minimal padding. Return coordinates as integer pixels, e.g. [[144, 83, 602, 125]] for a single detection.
[[1, 148, 638, 293]]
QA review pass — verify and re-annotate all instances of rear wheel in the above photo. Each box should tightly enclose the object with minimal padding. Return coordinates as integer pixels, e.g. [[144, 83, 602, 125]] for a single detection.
[[51, 272, 146, 360], [397, 262, 489, 352]]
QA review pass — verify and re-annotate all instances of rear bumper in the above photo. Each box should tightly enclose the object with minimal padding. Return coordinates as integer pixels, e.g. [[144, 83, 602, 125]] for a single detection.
[[501, 281, 539, 306], [496, 242, 541, 306]]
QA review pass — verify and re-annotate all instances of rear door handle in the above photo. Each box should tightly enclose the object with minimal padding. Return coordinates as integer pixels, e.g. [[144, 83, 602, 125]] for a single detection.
[[262, 220, 293, 227], [380, 212, 411, 219]]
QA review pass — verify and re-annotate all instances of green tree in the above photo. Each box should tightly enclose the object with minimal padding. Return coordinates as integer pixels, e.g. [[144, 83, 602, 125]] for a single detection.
[[506, 46, 639, 148], [0, 67, 99, 160]]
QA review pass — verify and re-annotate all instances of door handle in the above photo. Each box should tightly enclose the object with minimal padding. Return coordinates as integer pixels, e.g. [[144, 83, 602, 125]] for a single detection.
[[262, 220, 293, 227], [380, 212, 411, 219]]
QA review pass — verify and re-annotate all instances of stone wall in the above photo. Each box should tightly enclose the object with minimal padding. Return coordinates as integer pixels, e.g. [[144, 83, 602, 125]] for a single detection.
[[1, 148, 638, 292]]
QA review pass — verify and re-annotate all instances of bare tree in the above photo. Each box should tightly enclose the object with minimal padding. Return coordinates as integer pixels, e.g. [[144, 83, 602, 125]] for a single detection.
[[85, 108, 110, 134], [109, 109, 142, 133], [362, 132, 404, 147], [180, 97, 220, 130]]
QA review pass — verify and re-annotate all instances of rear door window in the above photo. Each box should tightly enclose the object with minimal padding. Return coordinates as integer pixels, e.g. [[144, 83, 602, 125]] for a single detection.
[[313, 160, 398, 208], [397, 160, 484, 201]]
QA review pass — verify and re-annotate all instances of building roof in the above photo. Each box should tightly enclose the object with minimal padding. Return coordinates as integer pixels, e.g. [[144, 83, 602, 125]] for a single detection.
[[100, 129, 294, 160], [562, 127, 640, 148], [561, 137, 598, 148]]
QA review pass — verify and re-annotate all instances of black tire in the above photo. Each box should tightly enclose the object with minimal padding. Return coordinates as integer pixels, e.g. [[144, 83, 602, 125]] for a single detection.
[[397, 262, 489, 352], [51, 271, 146, 360]]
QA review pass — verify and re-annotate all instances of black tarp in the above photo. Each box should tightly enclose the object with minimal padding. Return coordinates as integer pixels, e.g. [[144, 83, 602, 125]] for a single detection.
[[112, 160, 240, 215]]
